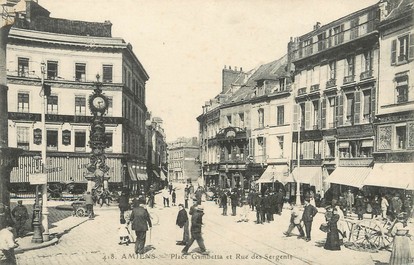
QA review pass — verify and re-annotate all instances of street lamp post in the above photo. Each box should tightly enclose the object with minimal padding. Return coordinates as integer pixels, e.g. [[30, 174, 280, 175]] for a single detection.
[[31, 156, 43, 243], [40, 61, 49, 241], [295, 104, 301, 206]]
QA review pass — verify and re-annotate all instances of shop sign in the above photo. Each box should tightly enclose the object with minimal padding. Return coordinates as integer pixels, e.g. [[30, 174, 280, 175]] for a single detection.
[[33, 128, 42, 145], [62, 130, 71, 146]]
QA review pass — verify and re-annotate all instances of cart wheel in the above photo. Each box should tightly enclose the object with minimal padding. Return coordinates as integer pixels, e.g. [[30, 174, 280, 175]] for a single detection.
[[76, 208, 85, 217], [350, 219, 392, 251]]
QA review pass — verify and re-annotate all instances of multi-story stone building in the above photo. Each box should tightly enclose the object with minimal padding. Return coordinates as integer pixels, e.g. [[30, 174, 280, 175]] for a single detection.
[[7, 1, 149, 194], [249, 55, 294, 194], [167, 137, 199, 183], [364, 0, 414, 190], [146, 116, 168, 189], [289, 3, 381, 196]]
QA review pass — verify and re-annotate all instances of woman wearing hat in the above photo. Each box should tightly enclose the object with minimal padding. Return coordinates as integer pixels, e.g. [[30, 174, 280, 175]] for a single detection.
[[324, 207, 341, 251], [389, 213, 412, 265]]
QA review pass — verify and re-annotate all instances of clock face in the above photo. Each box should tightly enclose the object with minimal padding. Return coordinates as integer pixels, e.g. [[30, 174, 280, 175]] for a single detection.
[[92, 96, 106, 110]]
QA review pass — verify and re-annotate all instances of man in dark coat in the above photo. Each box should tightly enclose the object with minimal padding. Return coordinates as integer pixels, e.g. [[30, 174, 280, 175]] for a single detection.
[[176, 204, 189, 245], [184, 185, 189, 209], [130, 198, 152, 254], [275, 189, 285, 215], [83, 191, 95, 219], [301, 199, 318, 242], [255, 194, 264, 224], [182, 205, 207, 255], [230, 191, 238, 216], [118, 191, 130, 220], [11, 200, 28, 238], [221, 191, 228, 216], [263, 192, 271, 222], [189, 199, 198, 216]]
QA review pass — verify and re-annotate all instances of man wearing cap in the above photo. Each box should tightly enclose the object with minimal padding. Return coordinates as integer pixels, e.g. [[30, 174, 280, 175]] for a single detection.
[[182, 204, 208, 255], [11, 200, 29, 238], [130, 197, 152, 255], [301, 199, 318, 242], [175, 204, 189, 245]]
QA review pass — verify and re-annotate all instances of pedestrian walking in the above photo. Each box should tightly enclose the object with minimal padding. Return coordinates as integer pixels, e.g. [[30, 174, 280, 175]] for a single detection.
[[255, 194, 264, 224], [221, 191, 228, 216], [182, 205, 208, 255], [189, 199, 198, 216], [355, 194, 365, 220], [162, 186, 170, 207], [345, 189, 354, 216], [230, 190, 238, 216], [130, 197, 152, 255], [195, 186, 203, 205], [118, 218, 130, 246], [11, 200, 29, 237], [390, 193, 403, 221], [118, 191, 130, 220], [371, 195, 381, 219], [0, 225, 19, 265], [83, 191, 95, 219], [184, 185, 189, 209], [168, 182, 173, 194], [276, 189, 284, 215], [147, 188, 155, 208], [284, 204, 304, 238], [175, 204, 189, 246], [324, 207, 341, 251], [172, 189, 177, 206], [389, 213, 412, 265], [302, 199, 318, 242], [381, 194, 389, 220]]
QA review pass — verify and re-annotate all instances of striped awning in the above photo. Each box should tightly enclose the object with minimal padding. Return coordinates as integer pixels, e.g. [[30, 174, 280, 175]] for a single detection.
[[11, 155, 122, 183], [136, 173, 148, 181], [127, 163, 147, 182], [363, 163, 414, 190], [160, 171, 167, 181], [325, 166, 372, 188], [257, 165, 292, 184]]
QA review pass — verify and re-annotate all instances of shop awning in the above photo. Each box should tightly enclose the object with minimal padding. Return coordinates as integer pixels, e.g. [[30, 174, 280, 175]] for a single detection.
[[256, 165, 292, 184], [127, 163, 138, 182], [363, 163, 414, 190], [291, 166, 322, 187], [160, 171, 167, 181], [136, 173, 148, 181], [325, 166, 371, 188]]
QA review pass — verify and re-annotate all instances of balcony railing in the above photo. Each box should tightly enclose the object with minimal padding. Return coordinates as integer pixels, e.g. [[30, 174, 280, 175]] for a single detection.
[[343, 75, 355, 84], [313, 124, 319, 130], [397, 94, 408, 104], [297, 87, 307, 96], [360, 70, 373, 80], [326, 79, 336, 88], [310, 84, 320, 92]]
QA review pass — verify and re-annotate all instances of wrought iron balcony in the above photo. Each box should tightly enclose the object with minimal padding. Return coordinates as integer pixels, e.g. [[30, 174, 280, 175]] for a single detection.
[[326, 79, 336, 88], [343, 75, 355, 84], [360, 70, 373, 80], [310, 84, 320, 92], [297, 87, 307, 96]]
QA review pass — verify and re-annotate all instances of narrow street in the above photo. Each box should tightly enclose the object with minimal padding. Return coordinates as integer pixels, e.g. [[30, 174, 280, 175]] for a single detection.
[[16, 185, 392, 265]]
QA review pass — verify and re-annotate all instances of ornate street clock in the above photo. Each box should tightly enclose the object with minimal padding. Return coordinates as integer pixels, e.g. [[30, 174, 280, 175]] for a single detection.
[[89, 94, 108, 114]]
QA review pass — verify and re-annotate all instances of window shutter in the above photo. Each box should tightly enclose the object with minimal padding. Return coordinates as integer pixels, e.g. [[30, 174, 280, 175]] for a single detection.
[[391, 39, 397, 65], [263, 137, 267, 159], [337, 93, 343, 126], [354, 90, 361, 124], [321, 97, 327, 129], [245, 111, 250, 128], [293, 104, 298, 131], [310, 141, 315, 159], [305, 101, 311, 130], [409, 34, 414, 60]]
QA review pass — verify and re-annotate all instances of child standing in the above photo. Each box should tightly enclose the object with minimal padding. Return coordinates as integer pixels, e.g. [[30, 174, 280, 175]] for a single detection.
[[118, 218, 130, 245], [172, 189, 177, 206]]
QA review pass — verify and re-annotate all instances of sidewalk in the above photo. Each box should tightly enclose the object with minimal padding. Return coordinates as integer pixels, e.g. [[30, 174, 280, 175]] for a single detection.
[[12, 199, 115, 254]]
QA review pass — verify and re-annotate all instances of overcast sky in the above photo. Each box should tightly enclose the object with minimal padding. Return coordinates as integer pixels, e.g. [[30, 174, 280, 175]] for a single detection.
[[39, 0, 378, 141]]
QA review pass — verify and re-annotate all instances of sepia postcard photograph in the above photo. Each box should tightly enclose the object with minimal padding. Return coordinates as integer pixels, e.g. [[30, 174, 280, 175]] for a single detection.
[[0, 0, 413, 264]]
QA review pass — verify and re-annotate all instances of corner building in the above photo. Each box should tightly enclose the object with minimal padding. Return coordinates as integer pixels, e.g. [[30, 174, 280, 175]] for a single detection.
[[6, 2, 149, 194]]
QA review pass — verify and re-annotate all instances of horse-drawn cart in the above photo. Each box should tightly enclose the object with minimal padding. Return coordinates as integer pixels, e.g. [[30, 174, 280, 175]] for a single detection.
[[343, 215, 403, 251]]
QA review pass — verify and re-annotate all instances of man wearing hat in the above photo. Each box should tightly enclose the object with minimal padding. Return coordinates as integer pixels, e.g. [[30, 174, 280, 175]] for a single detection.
[[301, 198, 318, 242], [11, 200, 29, 238], [182, 204, 208, 255], [189, 198, 198, 216], [130, 197, 152, 255], [176, 204, 189, 246]]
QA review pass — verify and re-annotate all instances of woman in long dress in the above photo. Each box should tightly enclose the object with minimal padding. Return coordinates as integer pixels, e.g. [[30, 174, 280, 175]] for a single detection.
[[324, 207, 341, 251], [389, 214, 412, 265]]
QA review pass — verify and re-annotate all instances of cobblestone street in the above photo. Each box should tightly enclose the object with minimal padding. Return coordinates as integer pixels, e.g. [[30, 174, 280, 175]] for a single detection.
[[15, 186, 396, 265]]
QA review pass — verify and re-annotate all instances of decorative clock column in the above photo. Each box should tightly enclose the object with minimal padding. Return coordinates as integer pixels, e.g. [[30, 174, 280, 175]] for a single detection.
[[86, 75, 110, 193]]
